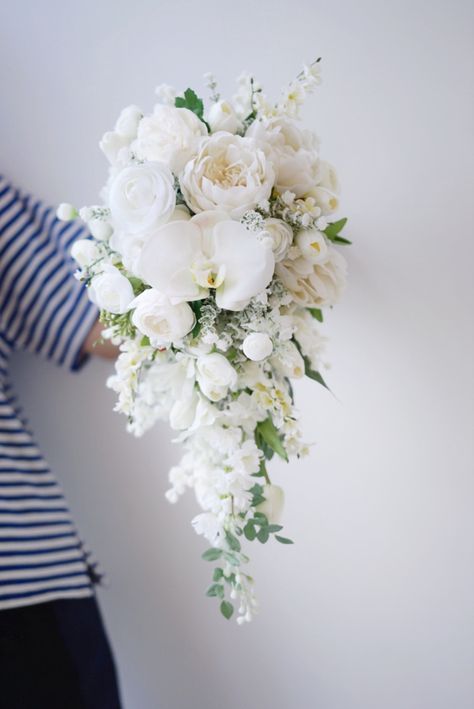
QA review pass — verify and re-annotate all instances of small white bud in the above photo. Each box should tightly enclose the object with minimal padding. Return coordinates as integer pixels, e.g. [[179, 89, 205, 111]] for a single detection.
[[242, 333, 273, 362], [56, 203, 77, 221], [88, 218, 113, 241]]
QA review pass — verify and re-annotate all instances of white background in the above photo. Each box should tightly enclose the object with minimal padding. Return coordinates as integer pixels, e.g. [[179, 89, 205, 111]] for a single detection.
[[1, 1, 473, 708]]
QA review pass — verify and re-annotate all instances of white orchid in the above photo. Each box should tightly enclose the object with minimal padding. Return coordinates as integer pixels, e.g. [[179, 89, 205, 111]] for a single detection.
[[138, 211, 275, 311]]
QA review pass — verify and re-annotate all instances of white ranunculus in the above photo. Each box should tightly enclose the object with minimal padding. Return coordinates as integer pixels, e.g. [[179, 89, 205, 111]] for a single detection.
[[196, 352, 237, 402], [276, 245, 347, 308], [130, 288, 195, 347], [70, 239, 99, 268], [115, 105, 143, 139], [138, 210, 275, 311], [89, 265, 135, 314], [263, 218, 293, 262], [133, 105, 208, 174], [242, 333, 273, 361], [207, 100, 243, 134], [109, 162, 176, 235], [295, 228, 329, 263], [246, 116, 320, 198], [272, 341, 305, 378], [180, 132, 274, 219], [255, 484, 285, 524]]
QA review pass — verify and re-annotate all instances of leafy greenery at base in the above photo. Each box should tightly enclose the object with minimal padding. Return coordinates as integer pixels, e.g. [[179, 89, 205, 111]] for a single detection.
[[323, 217, 352, 245]]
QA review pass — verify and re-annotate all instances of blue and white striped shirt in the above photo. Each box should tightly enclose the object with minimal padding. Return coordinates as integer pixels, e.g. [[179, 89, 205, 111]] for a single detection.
[[0, 174, 99, 610]]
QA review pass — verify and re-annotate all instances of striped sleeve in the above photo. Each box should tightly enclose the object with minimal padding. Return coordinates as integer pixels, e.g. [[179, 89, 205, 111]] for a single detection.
[[0, 176, 99, 371]]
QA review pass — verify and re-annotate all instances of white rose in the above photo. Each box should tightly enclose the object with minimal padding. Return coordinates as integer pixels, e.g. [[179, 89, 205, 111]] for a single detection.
[[89, 265, 135, 314], [255, 484, 285, 524], [130, 288, 195, 347], [114, 104, 143, 139], [272, 341, 305, 379], [295, 228, 328, 263], [196, 352, 237, 402], [247, 117, 320, 198], [109, 162, 176, 234], [70, 239, 99, 268], [263, 218, 293, 262], [207, 100, 243, 134], [133, 105, 208, 174], [180, 132, 274, 219], [276, 245, 347, 307], [242, 333, 273, 361]]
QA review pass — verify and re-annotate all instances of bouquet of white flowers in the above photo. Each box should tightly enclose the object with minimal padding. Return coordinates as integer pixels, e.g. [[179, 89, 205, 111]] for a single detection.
[[59, 60, 350, 624]]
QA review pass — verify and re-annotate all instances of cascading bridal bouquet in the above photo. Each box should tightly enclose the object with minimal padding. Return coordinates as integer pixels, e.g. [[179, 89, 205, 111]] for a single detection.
[[58, 60, 351, 624]]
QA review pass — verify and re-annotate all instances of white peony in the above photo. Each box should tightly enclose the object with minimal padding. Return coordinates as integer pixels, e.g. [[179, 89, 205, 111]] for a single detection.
[[242, 333, 273, 361], [246, 116, 320, 198], [130, 288, 195, 347], [109, 162, 176, 234], [196, 352, 237, 401], [263, 218, 293, 262], [70, 238, 99, 268], [207, 100, 243, 134], [138, 210, 275, 311], [180, 132, 274, 219], [276, 244, 347, 308], [133, 105, 208, 174], [89, 265, 135, 314]]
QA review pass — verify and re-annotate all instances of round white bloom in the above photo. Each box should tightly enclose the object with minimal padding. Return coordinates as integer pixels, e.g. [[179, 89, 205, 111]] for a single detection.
[[99, 131, 130, 165], [88, 218, 113, 241], [56, 203, 77, 221], [89, 265, 135, 314], [196, 352, 237, 402], [242, 333, 273, 361], [133, 105, 208, 174], [180, 132, 274, 219], [138, 211, 275, 311], [276, 245, 347, 308], [109, 162, 176, 234], [114, 105, 143, 139], [255, 484, 285, 524], [207, 100, 243, 134], [263, 218, 293, 262], [70, 239, 99, 268], [246, 117, 320, 198], [272, 341, 305, 378], [295, 228, 328, 263], [130, 288, 195, 347]]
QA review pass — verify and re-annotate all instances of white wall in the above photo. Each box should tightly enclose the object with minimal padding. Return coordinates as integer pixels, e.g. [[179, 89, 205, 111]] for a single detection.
[[1, 1, 473, 708]]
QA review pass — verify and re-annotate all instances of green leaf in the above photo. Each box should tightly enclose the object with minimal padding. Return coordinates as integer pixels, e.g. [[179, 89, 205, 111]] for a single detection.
[[190, 300, 203, 338], [266, 524, 283, 533], [323, 217, 347, 238], [293, 339, 331, 391], [140, 335, 151, 347], [252, 512, 268, 525], [222, 551, 240, 566], [175, 88, 207, 125], [255, 418, 288, 462], [243, 522, 257, 541], [308, 308, 323, 322], [225, 530, 241, 552], [220, 600, 234, 620], [257, 527, 270, 544], [206, 583, 224, 598], [275, 535, 294, 544], [128, 276, 147, 294], [331, 235, 352, 245], [202, 548, 223, 561], [213, 567, 224, 582]]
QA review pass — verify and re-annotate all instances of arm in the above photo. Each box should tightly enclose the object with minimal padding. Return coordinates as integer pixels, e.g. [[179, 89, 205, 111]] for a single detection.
[[82, 319, 118, 360]]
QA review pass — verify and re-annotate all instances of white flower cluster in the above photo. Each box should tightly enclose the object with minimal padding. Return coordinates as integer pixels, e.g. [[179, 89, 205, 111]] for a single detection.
[[58, 61, 350, 624]]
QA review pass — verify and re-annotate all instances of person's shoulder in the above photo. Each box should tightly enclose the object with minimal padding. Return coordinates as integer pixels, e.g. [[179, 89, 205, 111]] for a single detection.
[[0, 174, 50, 247]]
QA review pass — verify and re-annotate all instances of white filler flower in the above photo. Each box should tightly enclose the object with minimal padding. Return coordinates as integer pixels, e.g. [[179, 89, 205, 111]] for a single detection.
[[138, 211, 275, 311]]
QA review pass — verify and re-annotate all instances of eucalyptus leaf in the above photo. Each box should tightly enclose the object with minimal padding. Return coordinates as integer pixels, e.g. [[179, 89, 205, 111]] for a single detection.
[[202, 548, 223, 561], [220, 600, 234, 620], [275, 535, 294, 544]]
